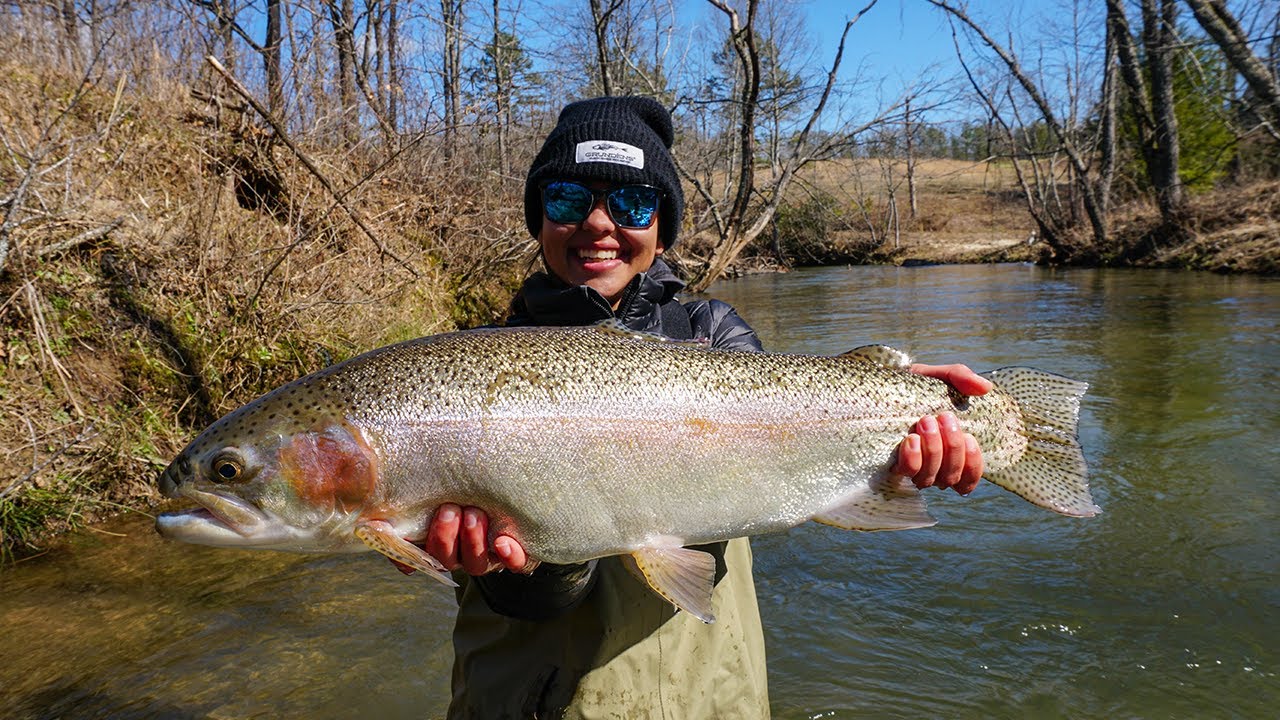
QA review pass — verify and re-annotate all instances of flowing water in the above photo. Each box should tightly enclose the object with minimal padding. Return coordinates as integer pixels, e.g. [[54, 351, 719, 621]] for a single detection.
[[1, 264, 1276, 719]]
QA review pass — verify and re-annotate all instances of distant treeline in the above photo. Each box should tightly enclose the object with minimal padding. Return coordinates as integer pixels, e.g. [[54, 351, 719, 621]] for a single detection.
[[6, 1, 1278, 285]]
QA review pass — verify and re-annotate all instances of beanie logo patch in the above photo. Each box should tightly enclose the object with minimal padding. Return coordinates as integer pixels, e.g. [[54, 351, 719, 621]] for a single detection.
[[576, 140, 645, 169]]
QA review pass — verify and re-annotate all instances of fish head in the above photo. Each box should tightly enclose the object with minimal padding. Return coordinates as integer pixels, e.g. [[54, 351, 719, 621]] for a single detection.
[[156, 376, 379, 551]]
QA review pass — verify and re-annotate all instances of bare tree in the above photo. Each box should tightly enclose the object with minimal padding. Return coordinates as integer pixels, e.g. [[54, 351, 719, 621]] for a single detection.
[[904, 95, 918, 219], [388, 0, 401, 129], [680, 1, 881, 292], [1106, 0, 1184, 220], [266, 0, 284, 114], [331, 0, 360, 146], [590, 0, 622, 95], [440, 0, 465, 155], [1185, 0, 1280, 141], [929, 0, 1108, 249], [1142, 0, 1185, 216]]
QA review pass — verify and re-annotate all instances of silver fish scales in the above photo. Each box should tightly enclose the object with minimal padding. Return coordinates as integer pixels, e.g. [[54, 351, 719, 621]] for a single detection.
[[156, 324, 1096, 622]]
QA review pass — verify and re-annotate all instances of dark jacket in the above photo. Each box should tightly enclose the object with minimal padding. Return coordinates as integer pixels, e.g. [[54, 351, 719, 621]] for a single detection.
[[447, 259, 770, 719], [507, 258, 762, 352]]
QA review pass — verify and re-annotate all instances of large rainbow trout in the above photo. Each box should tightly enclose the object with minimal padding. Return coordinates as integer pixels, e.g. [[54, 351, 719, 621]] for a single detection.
[[156, 324, 1096, 622]]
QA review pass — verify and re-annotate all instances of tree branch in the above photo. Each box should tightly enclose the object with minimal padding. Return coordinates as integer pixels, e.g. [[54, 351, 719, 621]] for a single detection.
[[205, 55, 417, 277]]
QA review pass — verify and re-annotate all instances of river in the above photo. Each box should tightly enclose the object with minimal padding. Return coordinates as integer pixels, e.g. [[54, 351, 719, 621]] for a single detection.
[[1, 264, 1276, 719]]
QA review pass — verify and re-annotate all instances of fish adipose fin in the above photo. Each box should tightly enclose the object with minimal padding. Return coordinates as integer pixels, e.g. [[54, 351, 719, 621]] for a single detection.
[[813, 474, 936, 531], [355, 519, 459, 587], [631, 545, 718, 624], [981, 367, 1099, 517], [837, 345, 913, 369]]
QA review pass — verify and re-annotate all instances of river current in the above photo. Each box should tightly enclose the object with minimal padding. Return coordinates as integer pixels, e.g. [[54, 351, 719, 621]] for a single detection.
[[1, 264, 1276, 719]]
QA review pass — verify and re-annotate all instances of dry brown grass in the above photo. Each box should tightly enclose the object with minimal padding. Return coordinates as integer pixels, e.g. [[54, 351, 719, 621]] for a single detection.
[[698, 157, 1039, 271], [0, 59, 531, 557], [1122, 181, 1279, 273]]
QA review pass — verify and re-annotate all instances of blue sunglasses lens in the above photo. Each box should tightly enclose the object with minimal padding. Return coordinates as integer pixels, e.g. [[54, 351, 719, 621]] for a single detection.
[[542, 182, 661, 228], [608, 186, 660, 228], [543, 182, 594, 224]]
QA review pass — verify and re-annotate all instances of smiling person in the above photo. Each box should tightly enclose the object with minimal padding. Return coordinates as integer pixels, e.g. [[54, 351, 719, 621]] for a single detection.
[[419, 96, 991, 719]]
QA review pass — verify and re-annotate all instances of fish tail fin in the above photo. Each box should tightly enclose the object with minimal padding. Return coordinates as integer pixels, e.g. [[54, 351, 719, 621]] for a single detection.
[[982, 367, 1099, 517]]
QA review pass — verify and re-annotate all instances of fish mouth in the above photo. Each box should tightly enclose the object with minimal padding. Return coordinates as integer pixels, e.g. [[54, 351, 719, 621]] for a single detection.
[[155, 486, 295, 547]]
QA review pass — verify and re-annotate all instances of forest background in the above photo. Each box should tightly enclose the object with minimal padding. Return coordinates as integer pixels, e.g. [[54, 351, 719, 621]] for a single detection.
[[1, 0, 1277, 558]]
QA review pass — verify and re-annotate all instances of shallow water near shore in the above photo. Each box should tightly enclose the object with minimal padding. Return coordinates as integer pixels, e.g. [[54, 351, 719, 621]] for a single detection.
[[2, 264, 1276, 719]]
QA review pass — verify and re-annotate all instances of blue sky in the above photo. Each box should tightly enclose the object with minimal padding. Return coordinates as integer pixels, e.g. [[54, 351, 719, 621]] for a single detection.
[[806, 0, 970, 84], [789, 0, 1103, 126]]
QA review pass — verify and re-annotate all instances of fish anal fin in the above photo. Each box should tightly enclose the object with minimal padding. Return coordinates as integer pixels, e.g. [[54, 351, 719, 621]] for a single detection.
[[631, 545, 717, 624], [837, 345, 913, 369], [355, 519, 458, 587], [813, 474, 936, 531]]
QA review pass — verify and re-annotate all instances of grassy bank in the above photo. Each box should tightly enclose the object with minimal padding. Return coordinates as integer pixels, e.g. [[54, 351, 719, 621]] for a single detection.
[[0, 64, 528, 559], [2, 66, 1276, 561]]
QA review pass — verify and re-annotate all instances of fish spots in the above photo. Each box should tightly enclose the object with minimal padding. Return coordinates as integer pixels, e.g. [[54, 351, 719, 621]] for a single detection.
[[278, 421, 377, 511], [483, 370, 561, 408]]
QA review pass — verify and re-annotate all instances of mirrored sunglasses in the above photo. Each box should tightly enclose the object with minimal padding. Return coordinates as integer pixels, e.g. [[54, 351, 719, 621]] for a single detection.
[[541, 181, 662, 229]]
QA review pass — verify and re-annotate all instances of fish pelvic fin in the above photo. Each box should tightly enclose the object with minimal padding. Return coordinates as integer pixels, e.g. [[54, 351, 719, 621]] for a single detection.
[[355, 519, 459, 587], [630, 545, 717, 624], [837, 344, 913, 369], [982, 367, 1099, 517], [813, 474, 937, 531]]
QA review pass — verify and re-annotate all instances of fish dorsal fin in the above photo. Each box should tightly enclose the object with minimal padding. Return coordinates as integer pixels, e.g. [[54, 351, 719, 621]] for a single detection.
[[630, 545, 718, 624], [355, 519, 459, 587], [812, 474, 936, 531], [592, 320, 709, 348], [837, 345, 913, 369]]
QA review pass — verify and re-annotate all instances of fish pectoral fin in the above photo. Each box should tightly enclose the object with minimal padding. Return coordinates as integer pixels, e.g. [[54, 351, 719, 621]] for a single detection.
[[836, 344, 913, 369], [355, 520, 459, 588], [630, 546, 718, 624], [813, 474, 936, 531]]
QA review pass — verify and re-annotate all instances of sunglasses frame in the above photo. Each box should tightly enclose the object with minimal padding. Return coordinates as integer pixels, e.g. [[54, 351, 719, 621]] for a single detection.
[[540, 181, 663, 229]]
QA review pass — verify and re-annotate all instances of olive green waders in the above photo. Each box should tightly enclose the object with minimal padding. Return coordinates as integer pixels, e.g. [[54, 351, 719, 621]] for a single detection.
[[448, 537, 769, 719]]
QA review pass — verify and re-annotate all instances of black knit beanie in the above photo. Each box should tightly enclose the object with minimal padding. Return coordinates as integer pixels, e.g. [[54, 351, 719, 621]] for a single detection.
[[524, 96, 684, 249]]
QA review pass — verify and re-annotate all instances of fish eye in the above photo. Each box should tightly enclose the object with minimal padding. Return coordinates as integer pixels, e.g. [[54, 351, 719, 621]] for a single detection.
[[209, 451, 245, 483]]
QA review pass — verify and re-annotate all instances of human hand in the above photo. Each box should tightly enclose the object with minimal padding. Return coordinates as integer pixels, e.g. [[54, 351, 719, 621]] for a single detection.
[[389, 503, 529, 576], [891, 363, 993, 495]]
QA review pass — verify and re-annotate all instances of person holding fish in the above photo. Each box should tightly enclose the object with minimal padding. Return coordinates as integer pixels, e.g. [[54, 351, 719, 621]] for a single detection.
[[419, 96, 992, 719]]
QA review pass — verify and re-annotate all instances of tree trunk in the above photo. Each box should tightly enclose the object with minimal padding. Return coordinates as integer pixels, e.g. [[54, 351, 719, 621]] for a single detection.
[[1142, 0, 1183, 217], [388, 0, 400, 130], [325, 0, 359, 147], [440, 0, 464, 156], [686, 3, 867, 292], [215, 0, 237, 72], [590, 0, 617, 95], [904, 96, 918, 220], [265, 0, 283, 115], [696, 0, 761, 290], [492, 0, 509, 174], [1098, 7, 1119, 217], [60, 0, 81, 70]]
